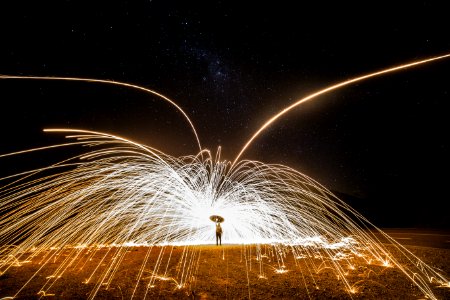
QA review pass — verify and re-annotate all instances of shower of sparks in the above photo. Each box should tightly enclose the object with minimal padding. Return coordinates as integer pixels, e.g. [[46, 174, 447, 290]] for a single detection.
[[1, 54, 450, 299], [0, 129, 448, 299]]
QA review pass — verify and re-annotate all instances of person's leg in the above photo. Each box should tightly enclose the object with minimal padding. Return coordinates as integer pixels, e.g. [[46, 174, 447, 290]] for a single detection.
[[219, 234, 222, 246], [216, 233, 218, 246]]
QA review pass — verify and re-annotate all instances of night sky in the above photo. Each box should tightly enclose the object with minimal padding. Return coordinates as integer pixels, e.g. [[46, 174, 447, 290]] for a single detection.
[[0, 1, 449, 228]]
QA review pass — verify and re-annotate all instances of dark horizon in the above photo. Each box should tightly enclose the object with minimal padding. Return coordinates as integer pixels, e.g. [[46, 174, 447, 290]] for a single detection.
[[1, 1, 449, 228]]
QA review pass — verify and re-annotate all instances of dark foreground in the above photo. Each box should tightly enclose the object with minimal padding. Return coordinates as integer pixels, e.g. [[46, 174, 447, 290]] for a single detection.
[[372, 228, 450, 249], [1, 233, 449, 299]]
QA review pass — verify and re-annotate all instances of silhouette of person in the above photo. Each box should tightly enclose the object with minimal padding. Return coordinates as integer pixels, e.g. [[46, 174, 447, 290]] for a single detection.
[[215, 222, 222, 246]]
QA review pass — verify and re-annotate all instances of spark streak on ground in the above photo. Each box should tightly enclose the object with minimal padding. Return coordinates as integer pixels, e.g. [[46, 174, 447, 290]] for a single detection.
[[233, 53, 450, 165], [0, 75, 202, 153]]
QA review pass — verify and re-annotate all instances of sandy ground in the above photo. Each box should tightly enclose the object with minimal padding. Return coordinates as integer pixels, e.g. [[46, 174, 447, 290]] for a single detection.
[[1, 242, 449, 299]]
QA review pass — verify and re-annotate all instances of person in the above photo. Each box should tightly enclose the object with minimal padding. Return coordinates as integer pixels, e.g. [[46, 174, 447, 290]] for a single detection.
[[215, 222, 222, 246]]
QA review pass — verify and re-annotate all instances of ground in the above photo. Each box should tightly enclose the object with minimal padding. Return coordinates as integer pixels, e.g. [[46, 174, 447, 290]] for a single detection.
[[1, 231, 449, 299]]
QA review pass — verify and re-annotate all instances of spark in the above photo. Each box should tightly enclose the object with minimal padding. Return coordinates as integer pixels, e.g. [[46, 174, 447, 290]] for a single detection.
[[37, 291, 55, 297]]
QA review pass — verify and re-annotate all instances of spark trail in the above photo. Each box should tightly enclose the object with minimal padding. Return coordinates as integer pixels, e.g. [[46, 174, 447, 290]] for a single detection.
[[0, 55, 449, 299], [0, 75, 202, 153], [233, 53, 450, 165]]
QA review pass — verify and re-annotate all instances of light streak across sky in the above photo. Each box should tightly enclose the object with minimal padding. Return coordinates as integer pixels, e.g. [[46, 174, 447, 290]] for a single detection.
[[233, 53, 450, 165], [0, 75, 202, 153], [0, 54, 449, 299]]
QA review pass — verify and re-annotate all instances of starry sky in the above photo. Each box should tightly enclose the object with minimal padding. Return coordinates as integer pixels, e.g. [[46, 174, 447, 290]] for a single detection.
[[0, 1, 449, 227]]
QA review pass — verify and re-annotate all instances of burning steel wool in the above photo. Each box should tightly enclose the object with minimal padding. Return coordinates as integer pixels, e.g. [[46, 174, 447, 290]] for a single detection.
[[1, 54, 450, 299]]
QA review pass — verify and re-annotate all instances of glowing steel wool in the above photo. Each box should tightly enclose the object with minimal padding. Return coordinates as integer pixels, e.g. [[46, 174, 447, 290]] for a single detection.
[[0, 54, 449, 299]]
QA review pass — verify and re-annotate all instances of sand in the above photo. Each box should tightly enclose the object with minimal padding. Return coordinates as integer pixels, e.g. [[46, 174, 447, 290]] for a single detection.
[[0, 244, 449, 299]]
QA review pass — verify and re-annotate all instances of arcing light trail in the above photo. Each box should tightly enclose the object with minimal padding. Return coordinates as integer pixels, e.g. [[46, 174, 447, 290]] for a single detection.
[[0, 75, 202, 153], [0, 54, 449, 299], [233, 53, 450, 165]]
